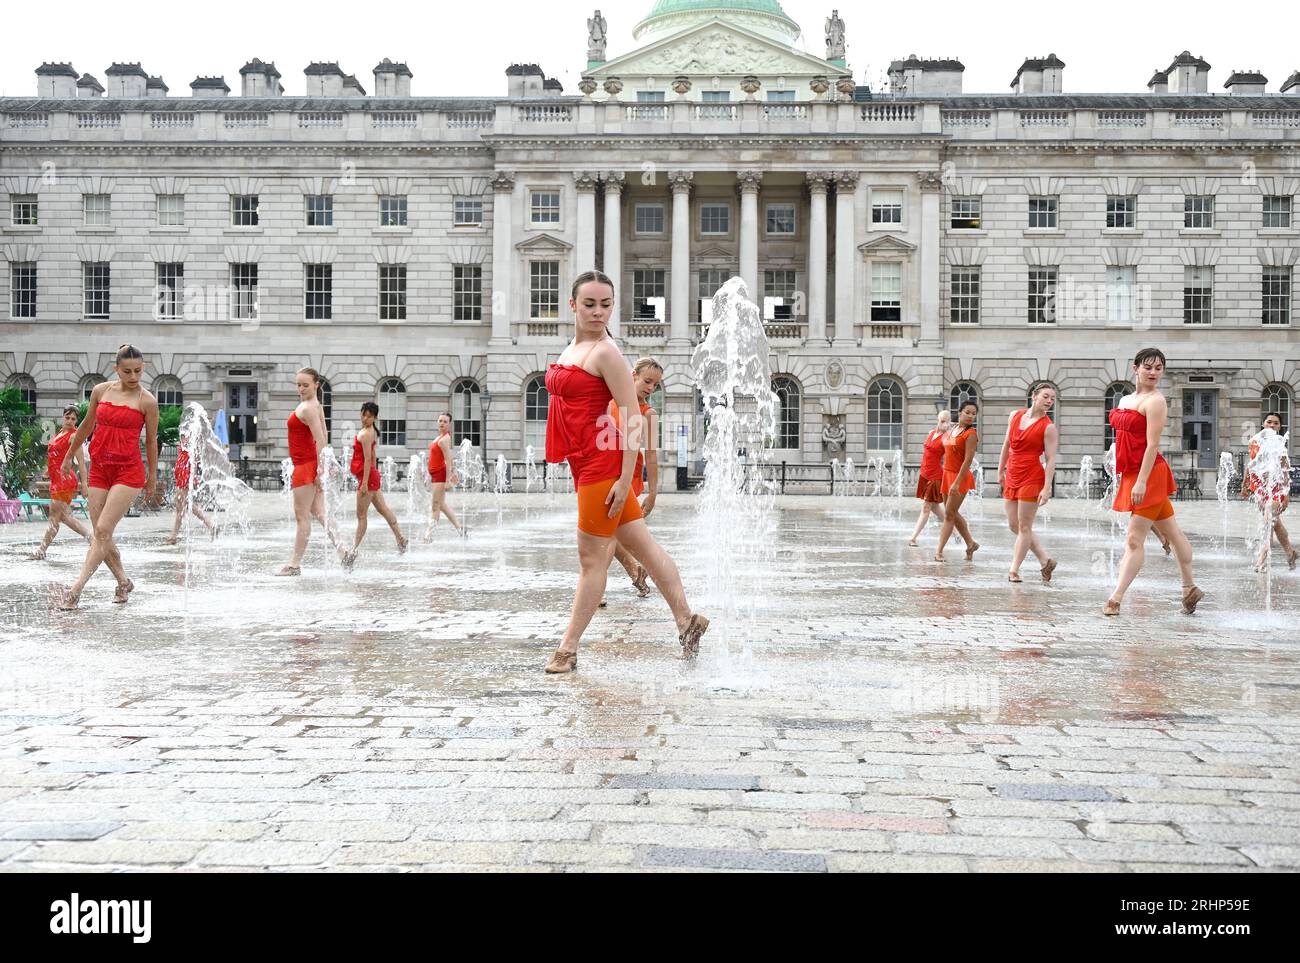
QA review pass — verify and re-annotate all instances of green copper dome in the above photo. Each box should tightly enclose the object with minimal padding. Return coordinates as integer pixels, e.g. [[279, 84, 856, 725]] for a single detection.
[[633, 0, 802, 45]]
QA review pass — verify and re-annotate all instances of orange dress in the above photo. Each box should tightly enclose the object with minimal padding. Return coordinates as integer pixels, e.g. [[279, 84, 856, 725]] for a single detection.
[[1002, 409, 1049, 501], [1110, 407, 1176, 520], [916, 429, 945, 503], [941, 426, 977, 496]]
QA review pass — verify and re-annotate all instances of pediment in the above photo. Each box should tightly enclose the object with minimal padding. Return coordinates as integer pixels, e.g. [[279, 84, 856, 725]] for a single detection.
[[858, 234, 917, 254], [592, 19, 837, 79], [515, 232, 573, 253]]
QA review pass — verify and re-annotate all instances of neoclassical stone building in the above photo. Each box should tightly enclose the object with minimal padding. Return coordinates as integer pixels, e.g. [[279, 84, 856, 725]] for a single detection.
[[2, 0, 1298, 485]]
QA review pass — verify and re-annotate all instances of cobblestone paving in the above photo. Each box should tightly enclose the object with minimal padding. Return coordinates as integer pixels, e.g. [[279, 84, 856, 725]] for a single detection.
[[1, 493, 1298, 872]]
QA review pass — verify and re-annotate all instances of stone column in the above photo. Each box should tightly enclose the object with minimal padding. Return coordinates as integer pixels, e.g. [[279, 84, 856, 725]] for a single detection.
[[737, 170, 762, 300], [489, 170, 515, 344], [574, 171, 598, 274], [833, 170, 859, 343], [668, 170, 693, 344], [806, 172, 832, 344], [601, 171, 625, 337], [917, 170, 943, 346]]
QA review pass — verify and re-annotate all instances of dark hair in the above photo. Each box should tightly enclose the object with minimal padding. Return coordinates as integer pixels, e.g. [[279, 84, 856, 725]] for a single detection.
[[63, 404, 79, 417], [1263, 412, 1284, 424], [439, 411, 452, 420], [116, 343, 143, 363], [961, 401, 979, 413], [570, 270, 615, 301], [1133, 347, 1166, 369], [361, 401, 379, 419]]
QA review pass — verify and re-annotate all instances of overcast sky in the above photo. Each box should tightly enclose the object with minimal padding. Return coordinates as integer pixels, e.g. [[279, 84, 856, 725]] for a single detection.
[[6, 0, 1296, 98]]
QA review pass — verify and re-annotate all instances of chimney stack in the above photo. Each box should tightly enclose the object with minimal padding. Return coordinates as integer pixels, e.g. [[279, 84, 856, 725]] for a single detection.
[[76, 73, 104, 98], [145, 76, 168, 97], [1011, 54, 1064, 94], [1282, 71, 1300, 95], [1223, 70, 1267, 95], [506, 63, 546, 98], [36, 62, 78, 98], [887, 55, 965, 96], [240, 59, 283, 96], [373, 59, 412, 97], [1146, 69, 1170, 94], [342, 73, 366, 97], [305, 62, 346, 96], [190, 76, 231, 97], [105, 62, 148, 98], [1167, 51, 1210, 94]]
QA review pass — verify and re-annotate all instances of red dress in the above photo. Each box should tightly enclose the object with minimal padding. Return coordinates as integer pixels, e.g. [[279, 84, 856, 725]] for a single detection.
[[1003, 409, 1049, 501], [607, 399, 651, 497], [47, 428, 81, 500], [545, 364, 624, 486], [916, 429, 945, 503], [88, 402, 146, 490], [428, 431, 449, 484], [1110, 407, 1176, 517], [350, 434, 381, 492], [287, 410, 317, 489], [1246, 437, 1289, 512], [941, 426, 977, 496], [174, 449, 193, 490]]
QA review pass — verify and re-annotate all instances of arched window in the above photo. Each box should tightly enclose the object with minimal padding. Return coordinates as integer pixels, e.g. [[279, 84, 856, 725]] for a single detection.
[[5, 373, 36, 410], [452, 379, 482, 447], [1026, 381, 1057, 423], [317, 378, 333, 441], [1104, 381, 1134, 450], [524, 375, 548, 455], [153, 375, 183, 409], [79, 374, 106, 401], [867, 376, 904, 450], [1262, 383, 1292, 438], [949, 380, 979, 417], [377, 377, 407, 446], [772, 376, 800, 450]]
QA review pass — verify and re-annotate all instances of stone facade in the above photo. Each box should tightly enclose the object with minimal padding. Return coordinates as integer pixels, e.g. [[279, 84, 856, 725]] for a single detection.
[[2, 8, 1299, 484]]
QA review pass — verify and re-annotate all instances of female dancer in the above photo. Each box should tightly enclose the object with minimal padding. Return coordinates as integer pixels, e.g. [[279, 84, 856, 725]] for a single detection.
[[543, 270, 707, 673], [342, 401, 408, 567], [908, 409, 950, 547], [164, 421, 215, 545], [277, 367, 336, 575], [934, 401, 980, 562], [58, 345, 158, 608], [608, 357, 664, 598], [1103, 347, 1203, 615], [1241, 412, 1296, 571], [998, 385, 1058, 582], [28, 405, 91, 559], [426, 412, 463, 536]]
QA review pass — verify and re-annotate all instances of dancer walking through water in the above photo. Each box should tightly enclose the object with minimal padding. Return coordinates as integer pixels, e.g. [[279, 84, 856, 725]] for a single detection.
[[998, 384, 1058, 582], [934, 401, 980, 562], [277, 367, 339, 575], [1241, 412, 1297, 571], [605, 357, 663, 599], [29, 405, 91, 559], [58, 345, 158, 608], [543, 271, 707, 673], [164, 416, 216, 545], [342, 401, 408, 567], [426, 412, 463, 537], [1103, 347, 1203, 615], [908, 409, 950, 547]]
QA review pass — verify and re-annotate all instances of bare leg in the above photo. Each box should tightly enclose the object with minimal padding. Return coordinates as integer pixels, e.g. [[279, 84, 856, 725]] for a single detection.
[[936, 491, 973, 559], [1107, 514, 1154, 608], [1273, 515, 1295, 559], [1151, 516, 1195, 589], [351, 490, 372, 550], [614, 519, 694, 633], [556, 531, 617, 654], [86, 490, 130, 587], [63, 485, 138, 604], [611, 543, 639, 579], [373, 492, 405, 546], [909, 502, 930, 544], [1011, 500, 1048, 574], [189, 495, 215, 534], [279, 484, 316, 572], [432, 483, 462, 534], [165, 495, 185, 544], [31, 500, 90, 558], [1004, 499, 1021, 574]]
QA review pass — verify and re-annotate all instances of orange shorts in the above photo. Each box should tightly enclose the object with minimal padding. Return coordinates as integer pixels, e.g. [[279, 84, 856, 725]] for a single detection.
[[1133, 499, 1175, 521], [1115, 466, 1175, 521], [576, 477, 644, 537], [292, 460, 318, 489], [50, 489, 75, 504], [1002, 482, 1043, 502]]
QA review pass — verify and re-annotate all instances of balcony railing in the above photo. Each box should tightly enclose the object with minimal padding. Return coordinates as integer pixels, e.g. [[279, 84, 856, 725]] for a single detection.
[[370, 111, 418, 128], [862, 103, 917, 122], [1019, 110, 1070, 127], [297, 112, 344, 128], [626, 104, 668, 121], [76, 113, 120, 128], [150, 112, 193, 129], [625, 320, 665, 339], [1252, 110, 1300, 128], [525, 320, 560, 337], [764, 104, 808, 120], [518, 104, 572, 123], [693, 103, 737, 121], [446, 110, 494, 128], [764, 320, 805, 340], [7, 112, 48, 128], [223, 112, 268, 128], [941, 110, 991, 128], [1097, 110, 1147, 127], [1172, 110, 1224, 128]]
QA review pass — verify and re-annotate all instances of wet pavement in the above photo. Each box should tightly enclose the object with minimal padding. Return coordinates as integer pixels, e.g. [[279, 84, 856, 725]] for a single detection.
[[1, 491, 1298, 872]]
